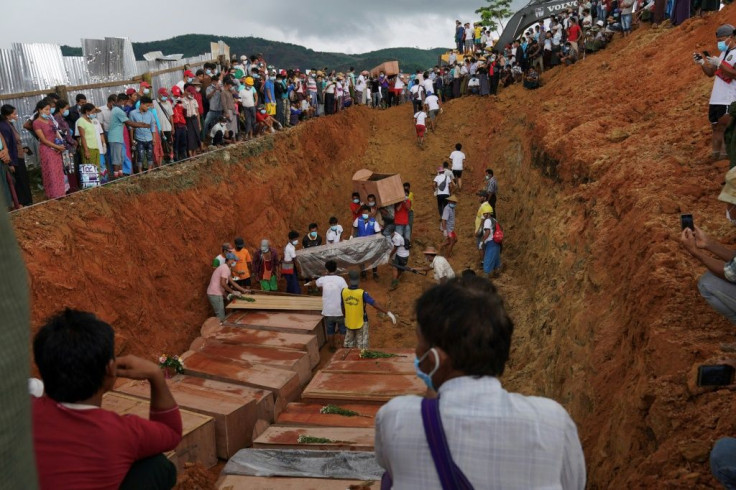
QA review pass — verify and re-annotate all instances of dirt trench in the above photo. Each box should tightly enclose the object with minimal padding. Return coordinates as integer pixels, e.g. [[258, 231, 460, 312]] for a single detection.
[[13, 9, 736, 485]]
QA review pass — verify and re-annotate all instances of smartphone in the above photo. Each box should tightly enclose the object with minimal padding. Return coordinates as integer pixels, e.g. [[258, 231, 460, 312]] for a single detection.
[[697, 364, 735, 386], [703, 50, 711, 57], [681, 214, 694, 231]]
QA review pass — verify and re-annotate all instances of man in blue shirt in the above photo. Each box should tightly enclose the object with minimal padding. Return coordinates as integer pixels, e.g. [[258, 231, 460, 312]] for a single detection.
[[128, 96, 157, 172], [107, 94, 148, 178], [352, 204, 382, 280]]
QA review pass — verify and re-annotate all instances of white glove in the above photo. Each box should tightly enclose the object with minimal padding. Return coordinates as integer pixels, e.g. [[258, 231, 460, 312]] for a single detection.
[[387, 311, 396, 324], [443, 229, 448, 237], [706, 55, 721, 68], [478, 242, 484, 250], [692, 53, 705, 65]]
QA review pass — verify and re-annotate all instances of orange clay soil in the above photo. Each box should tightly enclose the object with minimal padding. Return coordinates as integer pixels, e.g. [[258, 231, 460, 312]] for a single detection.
[[11, 7, 736, 487]]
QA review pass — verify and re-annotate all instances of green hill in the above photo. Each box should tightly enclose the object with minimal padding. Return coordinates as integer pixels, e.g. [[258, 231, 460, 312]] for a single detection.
[[61, 35, 448, 73]]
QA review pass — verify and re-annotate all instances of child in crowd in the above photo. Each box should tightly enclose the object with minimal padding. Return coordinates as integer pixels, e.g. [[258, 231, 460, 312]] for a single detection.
[[414, 108, 428, 147]]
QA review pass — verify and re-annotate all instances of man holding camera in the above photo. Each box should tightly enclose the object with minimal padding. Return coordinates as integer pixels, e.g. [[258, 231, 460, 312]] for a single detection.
[[693, 24, 736, 161], [680, 167, 736, 325]]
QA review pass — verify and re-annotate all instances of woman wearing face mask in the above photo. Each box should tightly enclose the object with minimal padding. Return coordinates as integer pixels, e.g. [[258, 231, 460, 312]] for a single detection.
[[32, 99, 67, 199], [0, 105, 32, 206], [53, 99, 80, 192], [375, 277, 586, 489]]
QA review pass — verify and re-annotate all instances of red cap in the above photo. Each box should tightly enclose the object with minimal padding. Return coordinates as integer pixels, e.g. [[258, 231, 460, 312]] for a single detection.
[[184, 70, 195, 77], [140, 81, 151, 88], [171, 86, 182, 96], [158, 87, 168, 95], [125, 88, 136, 95]]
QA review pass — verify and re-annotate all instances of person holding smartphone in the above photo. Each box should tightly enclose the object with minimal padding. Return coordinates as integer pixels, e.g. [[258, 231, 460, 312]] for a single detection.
[[681, 167, 736, 326], [693, 25, 736, 161]]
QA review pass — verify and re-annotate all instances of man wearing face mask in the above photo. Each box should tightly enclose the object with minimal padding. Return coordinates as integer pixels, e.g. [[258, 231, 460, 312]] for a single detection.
[[375, 277, 586, 489], [128, 97, 157, 173], [326, 217, 344, 244], [681, 167, 736, 325], [302, 223, 323, 248], [350, 192, 363, 221], [207, 253, 248, 322], [693, 25, 736, 161], [352, 205, 382, 280], [283, 231, 301, 294]]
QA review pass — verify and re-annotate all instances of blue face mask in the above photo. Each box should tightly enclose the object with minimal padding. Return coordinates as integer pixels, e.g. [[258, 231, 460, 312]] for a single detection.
[[449, 203, 456, 209], [309, 231, 318, 239], [362, 213, 370, 220], [50, 107, 56, 114], [718, 40, 730, 52], [62, 109, 70, 117], [161, 96, 168, 101], [41, 113, 52, 120], [89, 114, 97, 119], [414, 348, 439, 391]]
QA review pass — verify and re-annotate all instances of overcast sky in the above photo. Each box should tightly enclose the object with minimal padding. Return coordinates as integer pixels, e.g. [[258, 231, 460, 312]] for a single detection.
[[0, 0, 523, 54]]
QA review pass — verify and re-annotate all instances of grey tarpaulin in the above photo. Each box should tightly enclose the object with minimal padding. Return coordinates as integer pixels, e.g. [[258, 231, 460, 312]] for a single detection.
[[222, 449, 383, 480], [295, 234, 393, 278]]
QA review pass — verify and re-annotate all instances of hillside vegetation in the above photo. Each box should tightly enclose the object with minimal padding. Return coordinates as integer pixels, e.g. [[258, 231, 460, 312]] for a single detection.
[[61, 34, 447, 72]]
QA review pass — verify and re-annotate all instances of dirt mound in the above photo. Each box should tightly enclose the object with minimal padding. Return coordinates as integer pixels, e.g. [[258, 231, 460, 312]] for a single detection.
[[11, 7, 736, 487]]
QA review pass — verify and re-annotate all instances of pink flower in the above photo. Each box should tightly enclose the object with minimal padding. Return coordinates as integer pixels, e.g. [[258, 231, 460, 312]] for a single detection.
[[159, 356, 167, 363]]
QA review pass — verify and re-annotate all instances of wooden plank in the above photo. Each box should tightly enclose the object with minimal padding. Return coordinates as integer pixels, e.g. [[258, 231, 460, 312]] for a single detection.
[[277, 402, 379, 428], [224, 311, 326, 347], [323, 348, 415, 375], [253, 426, 375, 451], [301, 372, 427, 405], [101, 392, 216, 469], [190, 337, 312, 387], [179, 350, 300, 413], [201, 318, 320, 368], [115, 376, 258, 459], [227, 295, 323, 311], [216, 475, 377, 490]]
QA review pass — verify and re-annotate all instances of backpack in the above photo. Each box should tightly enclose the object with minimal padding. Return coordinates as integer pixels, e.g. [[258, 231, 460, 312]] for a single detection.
[[492, 218, 504, 244]]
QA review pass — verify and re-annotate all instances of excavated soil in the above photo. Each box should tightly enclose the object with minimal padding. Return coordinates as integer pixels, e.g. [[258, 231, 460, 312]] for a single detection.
[[12, 6, 736, 487]]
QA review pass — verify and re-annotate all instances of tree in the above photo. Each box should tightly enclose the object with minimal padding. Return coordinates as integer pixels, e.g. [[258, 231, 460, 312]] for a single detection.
[[476, 0, 513, 33]]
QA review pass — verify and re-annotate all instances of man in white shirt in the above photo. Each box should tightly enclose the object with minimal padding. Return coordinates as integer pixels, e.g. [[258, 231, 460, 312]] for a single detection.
[[449, 142, 466, 191], [424, 91, 441, 131], [433, 166, 453, 219], [693, 25, 736, 160], [375, 277, 586, 490], [326, 216, 344, 244], [355, 71, 368, 105], [283, 230, 300, 294], [421, 75, 434, 101], [239, 77, 258, 140], [419, 246, 455, 284], [305, 260, 348, 351], [410, 82, 424, 113], [389, 230, 410, 290], [414, 110, 428, 146]]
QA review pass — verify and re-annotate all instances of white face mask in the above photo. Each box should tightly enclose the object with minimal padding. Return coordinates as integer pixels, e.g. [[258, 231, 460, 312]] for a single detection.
[[291, 240, 299, 245]]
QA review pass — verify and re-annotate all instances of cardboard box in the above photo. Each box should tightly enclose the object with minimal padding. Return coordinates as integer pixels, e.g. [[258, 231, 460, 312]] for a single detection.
[[370, 60, 400, 77], [352, 169, 404, 207]]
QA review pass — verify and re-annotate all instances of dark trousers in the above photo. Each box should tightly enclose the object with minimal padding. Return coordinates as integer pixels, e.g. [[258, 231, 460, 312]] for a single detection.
[[119, 454, 176, 490], [490, 194, 497, 216], [161, 131, 172, 161], [490, 74, 499, 96], [284, 273, 301, 294], [437, 194, 449, 218], [173, 126, 188, 161], [212, 130, 224, 146], [13, 158, 32, 206], [276, 99, 286, 126]]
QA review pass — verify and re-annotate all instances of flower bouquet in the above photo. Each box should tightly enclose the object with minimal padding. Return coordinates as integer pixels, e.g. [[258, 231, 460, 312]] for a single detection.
[[158, 354, 184, 379]]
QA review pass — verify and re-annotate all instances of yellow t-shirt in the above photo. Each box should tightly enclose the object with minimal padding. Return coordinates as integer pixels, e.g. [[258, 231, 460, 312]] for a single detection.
[[474, 26, 482, 40], [233, 248, 252, 280], [76, 117, 98, 150]]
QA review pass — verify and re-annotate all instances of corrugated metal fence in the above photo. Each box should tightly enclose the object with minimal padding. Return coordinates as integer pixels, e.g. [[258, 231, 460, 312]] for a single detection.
[[0, 37, 215, 164]]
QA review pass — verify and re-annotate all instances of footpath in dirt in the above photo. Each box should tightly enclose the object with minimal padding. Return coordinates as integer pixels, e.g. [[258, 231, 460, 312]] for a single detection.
[[11, 5, 736, 488]]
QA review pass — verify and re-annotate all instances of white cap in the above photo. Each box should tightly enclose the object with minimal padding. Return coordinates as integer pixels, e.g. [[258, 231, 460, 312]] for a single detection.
[[29, 378, 45, 397]]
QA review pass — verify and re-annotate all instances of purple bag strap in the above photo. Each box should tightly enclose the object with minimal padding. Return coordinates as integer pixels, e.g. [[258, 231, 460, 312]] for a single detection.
[[421, 397, 474, 490]]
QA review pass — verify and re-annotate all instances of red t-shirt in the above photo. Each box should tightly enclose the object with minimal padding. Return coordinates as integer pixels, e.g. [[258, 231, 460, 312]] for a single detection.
[[394, 199, 411, 226], [32, 396, 182, 490], [568, 24, 582, 42], [350, 202, 362, 221], [256, 111, 268, 123]]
